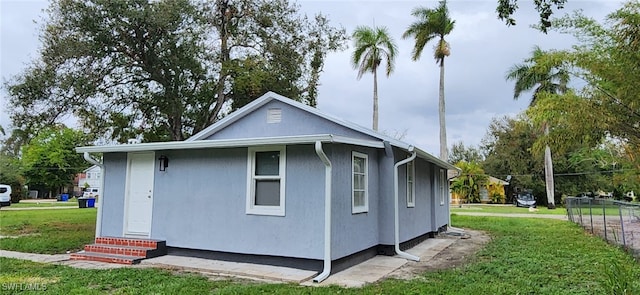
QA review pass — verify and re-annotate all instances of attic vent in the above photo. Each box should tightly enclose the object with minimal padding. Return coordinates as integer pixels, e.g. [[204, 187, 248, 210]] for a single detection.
[[267, 108, 282, 123]]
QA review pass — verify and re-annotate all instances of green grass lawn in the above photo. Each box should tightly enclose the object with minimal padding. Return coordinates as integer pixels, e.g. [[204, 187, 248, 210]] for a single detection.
[[451, 203, 624, 216], [1, 213, 639, 294], [8, 201, 79, 208], [451, 204, 568, 215], [0, 209, 96, 254]]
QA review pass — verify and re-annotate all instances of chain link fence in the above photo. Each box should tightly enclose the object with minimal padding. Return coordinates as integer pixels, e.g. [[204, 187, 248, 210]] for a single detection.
[[565, 197, 640, 258]]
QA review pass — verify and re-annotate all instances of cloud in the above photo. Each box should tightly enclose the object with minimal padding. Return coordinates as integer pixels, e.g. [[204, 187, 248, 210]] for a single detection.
[[0, 0, 620, 157]]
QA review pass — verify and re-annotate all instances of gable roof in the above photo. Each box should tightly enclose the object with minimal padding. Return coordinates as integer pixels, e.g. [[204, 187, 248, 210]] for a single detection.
[[83, 165, 101, 173], [186, 92, 456, 170], [76, 91, 457, 171]]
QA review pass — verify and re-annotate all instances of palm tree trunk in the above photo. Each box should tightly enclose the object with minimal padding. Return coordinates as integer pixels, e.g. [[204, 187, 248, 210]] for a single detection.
[[544, 123, 556, 209], [372, 68, 379, 131], [438, 60, 448, 161]]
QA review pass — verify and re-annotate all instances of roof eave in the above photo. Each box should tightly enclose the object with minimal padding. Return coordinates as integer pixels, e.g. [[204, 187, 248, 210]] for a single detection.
[[76, 134, 385, 153]]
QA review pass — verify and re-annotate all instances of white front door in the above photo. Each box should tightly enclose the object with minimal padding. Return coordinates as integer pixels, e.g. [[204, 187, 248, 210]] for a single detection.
[[125, 152, 155, 236]]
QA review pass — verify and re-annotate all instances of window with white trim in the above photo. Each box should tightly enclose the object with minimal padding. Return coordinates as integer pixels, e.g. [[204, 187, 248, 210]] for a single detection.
[[407, 160, 415, 207], [352, 152, 368, 214], [440, 169, 446, 205], [246, 147, 286, 216]]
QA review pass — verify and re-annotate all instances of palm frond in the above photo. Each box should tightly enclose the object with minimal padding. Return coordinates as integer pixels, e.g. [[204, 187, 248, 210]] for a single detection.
[[403, 2, 455, 62]]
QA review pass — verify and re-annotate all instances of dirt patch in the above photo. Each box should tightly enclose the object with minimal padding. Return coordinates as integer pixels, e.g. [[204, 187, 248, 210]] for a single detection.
[[388, 229, 491, 280]]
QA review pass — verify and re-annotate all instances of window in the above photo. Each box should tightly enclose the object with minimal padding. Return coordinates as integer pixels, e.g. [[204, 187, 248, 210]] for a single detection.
[[352, 152, 368, 213], [407, 160, 415, 207], [440, 169, 446, 205], [87, 173, 91, 179], [97, 173, 101, 179], [246, 147, 286, 216]]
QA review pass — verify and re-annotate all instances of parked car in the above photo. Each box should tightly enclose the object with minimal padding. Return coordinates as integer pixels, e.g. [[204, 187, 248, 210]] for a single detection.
[[514, 192, 536, 207], [83, 187, 99, 198], [0, 184, 12, 207]]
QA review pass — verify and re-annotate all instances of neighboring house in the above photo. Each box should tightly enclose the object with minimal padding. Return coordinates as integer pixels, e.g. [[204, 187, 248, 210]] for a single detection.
[[76, 165, 102, 194], [75, 92, 457, 281], [479, 176, 509, 203], [450, 175, 509, 204]]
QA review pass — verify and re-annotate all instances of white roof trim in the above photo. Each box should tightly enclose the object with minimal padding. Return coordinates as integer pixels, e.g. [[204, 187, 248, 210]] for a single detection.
[[76, 134, 385, 153], [78, 91, 457, 170], [184, 91, 456, 170], [188, 92, 403, 145]]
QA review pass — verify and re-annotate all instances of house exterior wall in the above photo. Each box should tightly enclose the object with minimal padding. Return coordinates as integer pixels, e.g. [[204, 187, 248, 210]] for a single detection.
[[377, 144, 396, 245], [328, 144, 380, 260], [146, 145, 326, 260], [204, 101, 379, 142], [397, 156, 436, 241], [433, 166, 450, 230], [380, 148, 438, 245], [100, 153, 128, 237]]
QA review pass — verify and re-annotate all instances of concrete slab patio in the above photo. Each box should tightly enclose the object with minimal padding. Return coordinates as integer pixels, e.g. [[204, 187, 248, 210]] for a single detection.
[[306, 238, 455, 288], [1, 236, 458, 286]]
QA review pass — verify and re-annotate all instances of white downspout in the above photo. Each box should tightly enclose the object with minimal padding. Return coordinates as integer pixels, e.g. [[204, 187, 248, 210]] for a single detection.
[[393, 147, 420, 261], [313, 141, 332, 283], [84, 152, 104, 238]]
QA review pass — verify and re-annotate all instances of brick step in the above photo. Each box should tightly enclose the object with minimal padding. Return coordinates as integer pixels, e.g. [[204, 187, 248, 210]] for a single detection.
[[70, 252, 144, 265], [71, 237, 168, 265], [84, 244, 154, 258], [95, 237, 166, 249]]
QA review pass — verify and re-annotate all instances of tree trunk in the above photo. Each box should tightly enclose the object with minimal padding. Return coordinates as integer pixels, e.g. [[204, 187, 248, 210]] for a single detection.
[[544, 123, 556, 209], [207, 0, 232, 128], [438, 60, 448, 161], [372, 67, 379, 131]]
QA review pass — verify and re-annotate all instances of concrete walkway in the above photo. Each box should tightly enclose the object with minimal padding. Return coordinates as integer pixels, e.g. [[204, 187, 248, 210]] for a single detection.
[[1, 237, 457, 287], [142, 256, 316, 283], [453, 211, 568, 220], [306, 238, 455, 288], [1, 206, 81, 211], [0, 250, 137, 269]]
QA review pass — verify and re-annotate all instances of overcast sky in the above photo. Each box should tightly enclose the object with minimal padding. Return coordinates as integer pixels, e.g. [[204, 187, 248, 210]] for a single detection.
[[0, 0, 622, 156]]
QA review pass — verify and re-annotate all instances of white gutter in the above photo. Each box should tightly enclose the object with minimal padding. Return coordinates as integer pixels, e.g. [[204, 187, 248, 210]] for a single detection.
[[393, 147, 420, 262], [83, 152, 104, 238], [76, 134, 384, 154], [313, 140, 332, 283]]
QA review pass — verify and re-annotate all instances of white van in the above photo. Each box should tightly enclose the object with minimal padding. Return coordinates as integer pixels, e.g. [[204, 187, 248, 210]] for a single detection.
[[83, 187, 99, 198], [0, 184, 12, 207]]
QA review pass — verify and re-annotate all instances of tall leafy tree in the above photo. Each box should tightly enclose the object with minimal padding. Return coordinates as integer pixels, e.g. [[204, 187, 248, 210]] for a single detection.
[[402, 0, 455, 161], [524, 1, 640, 195], [20, 126, 91, 198], [505, 46, 569, 209], [497, 0, 568, 33], [450, 161, 488, 203], [351, 26, 397, 131], [449, 141, 484, 164], [5, 0, 347, 145]]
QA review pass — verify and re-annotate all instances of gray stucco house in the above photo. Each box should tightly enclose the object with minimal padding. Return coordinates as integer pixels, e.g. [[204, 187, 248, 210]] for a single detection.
[[76, 92, 456, 282]]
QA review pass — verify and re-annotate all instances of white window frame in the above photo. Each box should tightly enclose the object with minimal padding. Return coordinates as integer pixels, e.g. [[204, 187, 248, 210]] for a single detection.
[[246, 146, 286, 216], [440, 169, 446, 205], [352, 151, 369, 214], [407, 160, 415, 208]]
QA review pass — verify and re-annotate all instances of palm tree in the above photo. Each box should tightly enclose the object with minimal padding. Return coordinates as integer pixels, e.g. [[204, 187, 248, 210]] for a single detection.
[[505, 46, 569, 209], [351, 25, 398, 131], [402, 0, 455, 161]]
